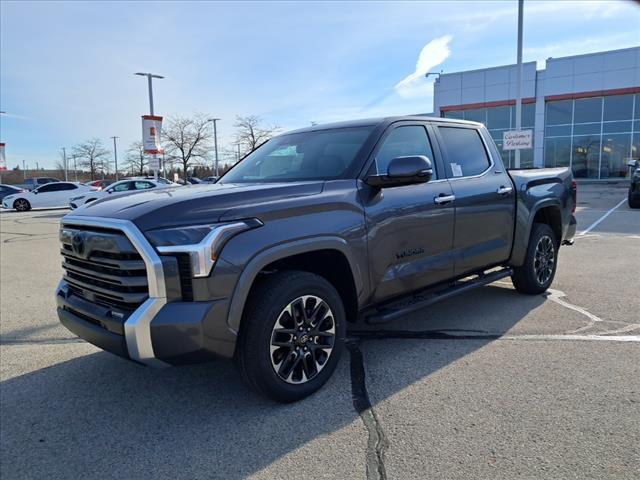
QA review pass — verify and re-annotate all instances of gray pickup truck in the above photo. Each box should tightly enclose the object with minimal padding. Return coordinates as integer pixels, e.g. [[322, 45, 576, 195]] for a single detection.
[[56, 116, 577, 402]]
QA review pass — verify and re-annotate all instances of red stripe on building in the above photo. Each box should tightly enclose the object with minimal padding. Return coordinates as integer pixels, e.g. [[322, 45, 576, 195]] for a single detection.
[[544, 86, 640, 102], [440, 98, 536, 112]]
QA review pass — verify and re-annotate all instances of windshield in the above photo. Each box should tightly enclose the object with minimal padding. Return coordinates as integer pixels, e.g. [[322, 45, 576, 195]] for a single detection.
[[220, 127, 374, 183]]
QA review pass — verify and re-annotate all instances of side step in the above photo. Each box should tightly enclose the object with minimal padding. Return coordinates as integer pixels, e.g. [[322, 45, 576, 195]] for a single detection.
[[365, 267, 513, 325]]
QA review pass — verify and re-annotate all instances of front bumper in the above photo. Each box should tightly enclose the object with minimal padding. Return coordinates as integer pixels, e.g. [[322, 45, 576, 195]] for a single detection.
[[55, 214, 239, 368], [57, 280, 236, 365]]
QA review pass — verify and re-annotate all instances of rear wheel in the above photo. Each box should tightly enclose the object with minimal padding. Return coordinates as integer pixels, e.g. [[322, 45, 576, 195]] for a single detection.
[[629, 188, 640, 209], [512, 223, 558, 295], [13, 199, 31, 212], [236, 270, 346, 402]]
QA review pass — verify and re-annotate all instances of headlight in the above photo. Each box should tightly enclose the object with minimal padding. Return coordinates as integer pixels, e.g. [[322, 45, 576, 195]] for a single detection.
[[70, 196, 85, 202], [4, 195, 15, 202], [147, 219, 262, 277]]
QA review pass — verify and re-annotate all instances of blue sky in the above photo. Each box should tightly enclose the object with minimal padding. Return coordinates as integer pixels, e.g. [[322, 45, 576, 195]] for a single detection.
[[1, 0, 639, 169]]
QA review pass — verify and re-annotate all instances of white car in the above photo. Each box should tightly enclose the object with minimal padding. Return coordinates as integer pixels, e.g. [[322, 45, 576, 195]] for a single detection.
[[2, 182, 91, 211], [69, 178, 173, 209]]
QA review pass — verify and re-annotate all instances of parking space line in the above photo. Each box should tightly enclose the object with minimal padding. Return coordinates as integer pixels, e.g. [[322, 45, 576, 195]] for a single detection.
[[578, 197, 627, 236]]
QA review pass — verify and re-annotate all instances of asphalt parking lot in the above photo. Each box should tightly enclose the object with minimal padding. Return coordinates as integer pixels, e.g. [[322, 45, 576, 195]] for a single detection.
[[1, 183, 639, 479]]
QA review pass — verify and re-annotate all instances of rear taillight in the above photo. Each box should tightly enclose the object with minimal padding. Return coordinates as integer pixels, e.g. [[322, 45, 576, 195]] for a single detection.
[[571, 179, 577, 214]]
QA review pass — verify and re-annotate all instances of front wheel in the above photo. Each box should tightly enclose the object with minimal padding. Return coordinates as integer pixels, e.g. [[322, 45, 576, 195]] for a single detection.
[[512, 223, 558, 295], [235, 270, 346, 402], [629, 189, 640, 209], [13, 199, 31, 212]]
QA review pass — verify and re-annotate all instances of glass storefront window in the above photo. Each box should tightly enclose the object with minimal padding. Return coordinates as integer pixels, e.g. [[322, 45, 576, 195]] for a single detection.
[[546, 125, 572, 137], [487, 106, 510, 129], [573, 123, 601, 135], [632, 132, 640, 163], [572, 135, 601, 179], [511, 103, 535, 128], [463, 109, 486, 123], [573, 97, 602, 124], [602, 121, 633, 134], [443, 110, 463, 120], [546, 100, 572, 125], [544, 94, 640, 179], [544, 137, 571, 168], [601, 134, 632, 178], [603, 94, 633, 121]]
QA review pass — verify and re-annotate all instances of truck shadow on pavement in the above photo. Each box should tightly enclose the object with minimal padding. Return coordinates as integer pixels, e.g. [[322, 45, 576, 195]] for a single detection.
[[1, 286, 544, 479]]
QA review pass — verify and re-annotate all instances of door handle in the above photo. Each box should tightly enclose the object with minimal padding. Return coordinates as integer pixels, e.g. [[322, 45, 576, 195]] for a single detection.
[[434, 194, 456, 205], [497, 186, 513, 195]]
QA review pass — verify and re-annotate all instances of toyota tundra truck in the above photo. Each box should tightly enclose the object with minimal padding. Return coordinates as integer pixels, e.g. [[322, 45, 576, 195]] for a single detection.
[[56, 116, 577, 402]]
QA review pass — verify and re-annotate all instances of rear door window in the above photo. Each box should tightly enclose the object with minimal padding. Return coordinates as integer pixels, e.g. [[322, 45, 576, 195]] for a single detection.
[[134, 181, 154, 190], [438, 127, 491, 178], [36, 183, 59, 193], [111, 182, 132, 192]]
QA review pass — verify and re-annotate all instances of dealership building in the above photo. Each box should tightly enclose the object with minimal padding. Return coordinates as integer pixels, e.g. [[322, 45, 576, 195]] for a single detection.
[[433, 46, 640, 179]]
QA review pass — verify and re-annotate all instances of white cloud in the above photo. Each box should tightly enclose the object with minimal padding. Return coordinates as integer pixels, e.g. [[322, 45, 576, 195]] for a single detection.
[[394, 35, 452, 98]]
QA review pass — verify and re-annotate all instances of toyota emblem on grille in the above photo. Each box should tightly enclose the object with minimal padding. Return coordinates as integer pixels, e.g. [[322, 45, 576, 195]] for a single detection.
[[71, 233, 85, 255]]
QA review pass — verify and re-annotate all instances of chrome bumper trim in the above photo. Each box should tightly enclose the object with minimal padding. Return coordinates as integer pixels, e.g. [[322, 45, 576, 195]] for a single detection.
[[60, 215, 170, 368]]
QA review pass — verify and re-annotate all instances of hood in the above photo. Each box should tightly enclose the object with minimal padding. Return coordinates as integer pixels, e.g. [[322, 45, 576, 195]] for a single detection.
[[68, 182, 324, 231]]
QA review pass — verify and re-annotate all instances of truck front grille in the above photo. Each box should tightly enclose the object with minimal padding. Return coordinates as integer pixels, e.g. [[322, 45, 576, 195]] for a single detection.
[[60, 225, 149, 312]]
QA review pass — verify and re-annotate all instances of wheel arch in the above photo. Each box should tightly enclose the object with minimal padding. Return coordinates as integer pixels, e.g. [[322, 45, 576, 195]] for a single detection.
[[226, 237, 364, 334], [509, 198, 562, 267], [13, 197, 31, 210], [531, 204, 563, 244]]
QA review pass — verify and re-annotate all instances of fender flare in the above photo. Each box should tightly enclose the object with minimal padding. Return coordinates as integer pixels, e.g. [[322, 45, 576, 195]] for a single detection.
[[510, 198, 562, 266], [527, 198, 562, 239], [226, 236, 364, 333]]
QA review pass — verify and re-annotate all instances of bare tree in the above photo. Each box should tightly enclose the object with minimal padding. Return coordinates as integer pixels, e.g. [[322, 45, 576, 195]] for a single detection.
[[73, 138, 109, 180], [234, 115, 279, 155], [124, 141, 148, 176], [162, 114, 213, 180]]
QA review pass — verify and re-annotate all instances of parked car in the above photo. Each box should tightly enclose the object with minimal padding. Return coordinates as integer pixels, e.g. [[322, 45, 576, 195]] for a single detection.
[[3, 181, 91, 211], [22, 177, 60, 190], [202, 176, 219, 183], [56, 116, 577, 402], [628, 160, 640, 208], [187, 177, 202, 184], [0, 184, 25, 203], [69, 178, 174, 209], [86, 179, 115, 190]]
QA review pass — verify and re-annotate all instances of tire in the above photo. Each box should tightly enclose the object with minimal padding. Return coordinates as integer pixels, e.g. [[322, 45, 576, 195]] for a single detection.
[[13, 198, 31, 212], [512, 223, 559, 295], [235, 270, 346, 403], [629, 189, 640, 209]]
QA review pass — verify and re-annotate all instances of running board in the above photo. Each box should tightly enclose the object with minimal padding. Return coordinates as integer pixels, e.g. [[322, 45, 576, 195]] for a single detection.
[[365, 268, 513, 325]]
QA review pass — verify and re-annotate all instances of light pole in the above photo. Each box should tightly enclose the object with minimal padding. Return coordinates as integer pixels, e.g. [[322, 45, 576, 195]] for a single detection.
[[62, 147, 68, 181], [72, 154, 78, 181], [110, 136, 119, 180], [208, 118, 220, 177], [514, 0, 524, 168], [236, 143, 241, 162], [135, 72, 164, 179], [22, 160, 26, 179]]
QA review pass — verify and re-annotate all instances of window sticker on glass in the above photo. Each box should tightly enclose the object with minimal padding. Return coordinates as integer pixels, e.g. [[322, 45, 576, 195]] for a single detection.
[[451, 163, 463, 177]]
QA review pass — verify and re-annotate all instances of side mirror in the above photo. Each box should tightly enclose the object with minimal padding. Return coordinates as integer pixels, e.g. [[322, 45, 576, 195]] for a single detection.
[[366, 155, 433, 188], [32, 190, 38, 195]]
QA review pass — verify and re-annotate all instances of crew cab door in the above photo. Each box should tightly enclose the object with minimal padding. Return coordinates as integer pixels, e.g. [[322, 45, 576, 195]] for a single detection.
[[361, 123, 455, 303], [434, 125, 515, 276], [31, 182, 69, 206]]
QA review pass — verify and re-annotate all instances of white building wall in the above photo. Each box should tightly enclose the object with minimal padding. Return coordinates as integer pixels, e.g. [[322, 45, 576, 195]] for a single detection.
[[433, 47, 640, 170]]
